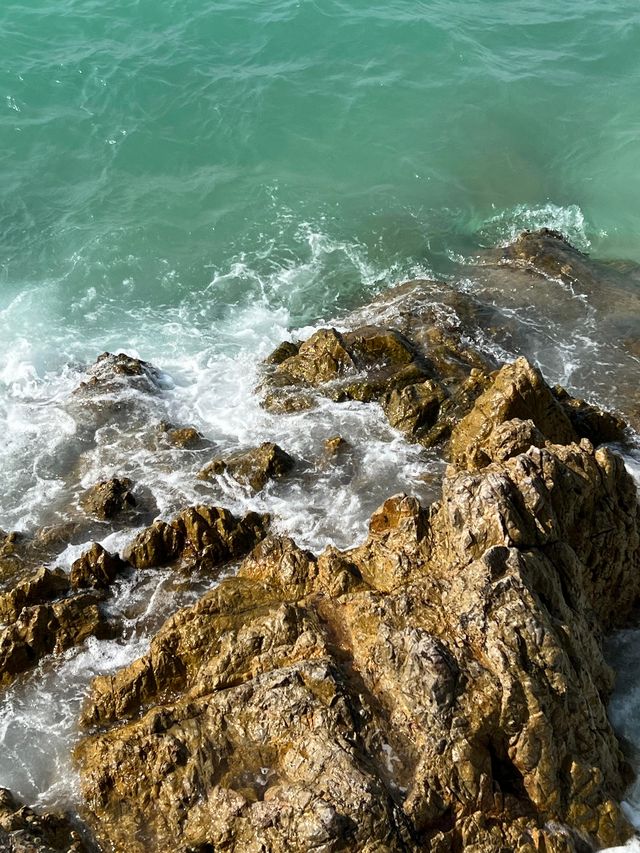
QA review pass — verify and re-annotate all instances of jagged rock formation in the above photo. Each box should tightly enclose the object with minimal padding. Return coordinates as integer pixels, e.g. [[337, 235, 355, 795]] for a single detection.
[[198, 442, 296, 492], [157, 423, 209, 449], [73, 352, 164, 398], [0, 566, 114, 688], [70, 544, 129, 591], [261, 321, 492, 447], [122, 504, 270, 572], [260, 231, 630, 452], [75, 356, 640, 852]]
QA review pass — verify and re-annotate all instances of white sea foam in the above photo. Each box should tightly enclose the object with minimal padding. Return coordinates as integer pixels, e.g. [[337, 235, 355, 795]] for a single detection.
[[478, 202, 594, 253]]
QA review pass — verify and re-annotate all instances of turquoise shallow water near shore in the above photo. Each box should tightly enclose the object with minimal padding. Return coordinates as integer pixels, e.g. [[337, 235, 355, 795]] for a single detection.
[[1, 0, 640, 842], [2, 0, 640, 334]]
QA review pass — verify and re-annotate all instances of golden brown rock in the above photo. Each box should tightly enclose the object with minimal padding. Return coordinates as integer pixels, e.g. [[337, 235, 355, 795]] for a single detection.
[[0, 567, 69, 624], [75, 360, 640, 852], [123, 505, 269, 571], [450, 357, 576, 470], [70, 544, 128, 590], [198, 442, 295, 492], [80, 478, 137, 521], [381, 379, 446, 442], [0, 592, 113, 688]]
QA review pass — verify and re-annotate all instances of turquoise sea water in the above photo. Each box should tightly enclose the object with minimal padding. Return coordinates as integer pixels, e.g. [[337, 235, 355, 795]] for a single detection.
[[1, 0, 640, 833], [2, 0, 640, 340]]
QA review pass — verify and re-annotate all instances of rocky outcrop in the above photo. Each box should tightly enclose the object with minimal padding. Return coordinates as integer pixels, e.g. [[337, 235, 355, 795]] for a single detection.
[[0, 568, 113, 687], [74, 352, 163, 397], [70, 544, 128, 591], [261, 319, 495, 448], [0, 787, 93, 852], [198, 442, 295, 492], [0, 567, 70, 624], [158, 423, 209, 449], [262, 325, 433, 416], [80, 478, 137, 521], [449, 357, 627, 471], [123, 505, 270, 572], [75, 360, 640, 852]]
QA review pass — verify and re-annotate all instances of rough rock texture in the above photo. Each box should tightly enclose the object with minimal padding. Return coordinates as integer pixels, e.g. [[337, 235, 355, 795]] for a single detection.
[[123, 505, 270, 572], [74, 352, 163, 397], [261, 229, 636, 450], [80, 478, 137, 521], [198, 442, 295, 492], [0, 582, 113, 687], [75, 362, 640, 852], [0, 787, 93, 852], [449, 357, 627, 472], [70, 544, 129, 591], [262, 325, 436, 421], [0, 563, 115, 688], [323, 435, 349, 457], [0, 567, 70, 624], [258, 308, 556, 455]]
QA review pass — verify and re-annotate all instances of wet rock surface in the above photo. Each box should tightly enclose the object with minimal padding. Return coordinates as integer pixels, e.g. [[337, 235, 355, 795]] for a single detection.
[[75, 352, 640, 852], [0, 787, 93, 852], [1, 231, 639, 853], [80, 478, 137, 521], [123, 504, 270, 572], [198, 442, 296, 492], [73, 352, 164, 398], [0, 586, 113, 688], [261, 231, 631, 454], [70, 544, 129, 591]]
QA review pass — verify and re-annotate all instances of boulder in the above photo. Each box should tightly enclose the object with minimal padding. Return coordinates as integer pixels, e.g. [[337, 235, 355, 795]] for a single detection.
[[381, 379, 447, 441], [122, 520, 184, 569], [80, 478, 137, 521], [198, 442, 295, 492], [71, 544, 129, 590], [260, 315, 493, 449], [123, 505, 270, 572], [264, 339, 300, 365], [74, 352, 162, 397], [449, 357, 629, 471], [155, 421, 211, 450], [267, 325, 426, 404], [75, 360, 640, 852]]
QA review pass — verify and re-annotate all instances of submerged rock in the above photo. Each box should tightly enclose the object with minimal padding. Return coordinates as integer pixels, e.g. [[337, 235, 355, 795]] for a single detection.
[[323, 434, 349, 457], [74, 352, 163, 397], [0, 787, 93, 852], [160, 423, 209, 449], [198, 442, 295, 492], [75, 360, 640, 852], [123, 505, 270, 572]]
